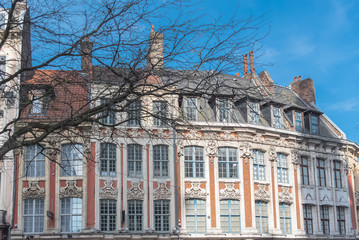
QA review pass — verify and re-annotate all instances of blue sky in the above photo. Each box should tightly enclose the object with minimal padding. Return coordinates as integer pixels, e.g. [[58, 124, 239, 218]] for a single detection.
[[198, 0, 359, 142]]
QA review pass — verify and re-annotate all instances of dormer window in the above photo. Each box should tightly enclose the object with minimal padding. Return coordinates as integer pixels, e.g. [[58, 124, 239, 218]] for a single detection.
[[272, 106, 281, 128], [249, 102, 259, 125], [218, 98, 230, 123], [294, 111, 302, 132], [311, 115, 319, 134], [29, 90, 47, 116], [153, 101, 168, 127], [0, 13, 5, 30], [185, 97, 198, 121]]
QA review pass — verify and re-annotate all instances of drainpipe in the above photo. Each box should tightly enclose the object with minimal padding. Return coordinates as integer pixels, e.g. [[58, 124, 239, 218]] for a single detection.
[[171, 94, 179, 238], [10, 145, 17, 240]]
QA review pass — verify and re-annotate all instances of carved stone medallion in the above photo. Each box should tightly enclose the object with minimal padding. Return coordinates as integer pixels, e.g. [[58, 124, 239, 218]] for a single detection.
[[206, 141, 217, 158], [254, 184, 270, 202], [99, 180, 118, 199], [59, 180, 83, 198], [22, 181, 45, 199], [185, 182, 207, 200], [269, 147, 276, 162], [219, 182, 240, 200], [278, 187, 293, 204], [153, 183, 172, 200], [127, 182, 145, 200]]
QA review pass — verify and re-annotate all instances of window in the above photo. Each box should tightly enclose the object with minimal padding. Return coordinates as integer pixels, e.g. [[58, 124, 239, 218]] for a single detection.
[[23, 199, 44, 233], [303, 204, 313, 234], [100, 199, 116, 232], [186, 199, 206, 233], [218, 147, 238, 178], [0, 13, 5, 29], [100, 143, 116, 176], [100, 99, 116, 125], [220, 200, 240, 233], [127, 101, 141, 126], [273, 106, 281, 128], [154, 200, 170, 232], [295, 111, 302, 132], [277, 153, 289, 183], [29, 90, 47, 115], [153, 101, 168, 127], [320, 205, 330, 234], [218, 98, 230, 122], [128, 200, 143, 232], [249, 102, 259, 125], [300, 156, 309, 185], [127, 144, 142, 177], [24, 145, 45, 177], [184, 146, 204, 178], [255, 201, 268, 233], [61, 198, 82, 233], [0, 56, 4, 81], [185, 97, 198, 121], [32, 97, 42, 114], [279, 203, 291, 234], [311, 115, 319, 134], [334, 161, 342, 188], [253, 150, 265, 181], [337, 206, 345, 235], [153, 145, 169, 177], [317, 159, 326, 187], [61, 144, 83, 176]]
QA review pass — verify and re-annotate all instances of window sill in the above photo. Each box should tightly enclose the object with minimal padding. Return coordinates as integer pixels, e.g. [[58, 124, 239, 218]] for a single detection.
[[253, 180, 269, 185], [301, 185, 314, 189], [278, 183, 292, 187], [218, 178, 240, 182]]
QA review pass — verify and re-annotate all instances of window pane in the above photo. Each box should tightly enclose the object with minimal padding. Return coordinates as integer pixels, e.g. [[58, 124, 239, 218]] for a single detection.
[[61, 144, 83, 176]]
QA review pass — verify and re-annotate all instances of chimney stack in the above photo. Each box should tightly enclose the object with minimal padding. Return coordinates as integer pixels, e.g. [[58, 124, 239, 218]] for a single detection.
[[235, 73, 240, 77], [80, 37, 93, 73], [298, 75, 301, 81], [243, 54, 248, 75], [290, 77, 316, 105], [249, 51, 255, 75], [147, 25, 164, 70]]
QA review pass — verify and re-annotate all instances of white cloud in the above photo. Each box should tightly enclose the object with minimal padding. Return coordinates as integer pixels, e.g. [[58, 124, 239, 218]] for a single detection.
[[329, 99, 359, 111], [287, 35, 315, 56]]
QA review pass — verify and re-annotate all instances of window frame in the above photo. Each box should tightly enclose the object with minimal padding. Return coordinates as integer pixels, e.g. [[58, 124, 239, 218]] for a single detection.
[[337, 206, 346, 235], [100, 199, 116, 232], [185, 97, 198, 121], [23, 198, 44, 233], [217, 98, 231, 123], [220, 199, 240, 233], [154, 199, 170, 232], [303, 204, 313, 234], [249, 101, 259, 125], [153, 101, 168, 127], [255, 200, 268, 233], [311, 115, 319, 134], [277, 153, 289, 184], [128, 200, 143, 232], [218, 147, 238, 179], [253, 150, 265, 181], [317, 159, 326, 187], [127, 144, 142, 178], [24, 144, 46, 177], [320, 205, 330, 234], [100, 143, 116, 177], [153, 145, 169, 178], [334, 161, 342, 188], [61, 144, 83, 177], [127, 100, 142, 126], [185, 199, 206, 233], [184, 146, 204, 178], [60, 198, 82, 233], [272, 106, 281, 128], [99, 98, 116, 125], [300, 156, 309, 185], [294, 111, 303, 132], [279, 203, 291, 234]]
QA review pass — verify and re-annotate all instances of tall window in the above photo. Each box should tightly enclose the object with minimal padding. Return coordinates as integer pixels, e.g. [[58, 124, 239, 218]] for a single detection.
[[61, 198, 82, 232], [32, 97, 43, 114], [186, 199, 206, 233], [0, 13, 5, 29], [185, 97, 198, 121], [154, 200, 170, 232], [279, 203, 291, 234], [24, 145, 45, 177], [153, 145, 169, 177], [277, 153, 289, 183], [100, 199, 116, 232], [334, 161, 342, 188], [100, 143, 116, 176], [295, 111, 302, 132], [218, 98, 230, 123], [320, 205, 330, 234], [253, 150, 265, 181], [300, 156, 309, 185], [127, 101, 141, 126], [317, 159, 326, 187], [218, 147, 238, 178], [184, 146, 204, 178], [255, 201, 268, 233], [220, 200, 240, 233], [311, 115, 319, 134], [337, 206, 345, 235], [128, 200, 143, 232], [273, 106, 281, 128], [23, 199, 44, 233], [0, 56, 5, 81], [249, 102, 259, 125], [127, 144, 142, 177], [303, 204, 313, 234], [61, 144, 83, 176], [100, 99, 116, 125], [153, 101, 168, 127]]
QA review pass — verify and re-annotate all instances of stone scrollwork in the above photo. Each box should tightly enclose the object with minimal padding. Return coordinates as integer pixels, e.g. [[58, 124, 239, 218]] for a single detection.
[[185, 182, 207, 200], [22, 181, 45, 199], [206, 141, 217, 159], [59, 180, 83, 198], [291, 150, 299, 165], [127, 182, 145, 200], [153, 183, 172, 200], [99, 180, 118, 199], [240, 144, 252, 163], [184, 129, 202, 140], [269, 147, 276, 162], [254, 184, 270, 202], [278, 187, 293, 204], [218, 131, 237, 140], [219, 182, 240, 200]]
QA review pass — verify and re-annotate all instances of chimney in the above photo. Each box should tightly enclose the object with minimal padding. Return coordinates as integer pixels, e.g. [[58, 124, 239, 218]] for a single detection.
[[259, 71, 274, 94], [235, 73, 240, 77], [80, 37, 93, 73], [293, 77, 297, 82], [147, 25, 164, 70], [249, 51, 255, 75], [290, 77, 316, 105], [243, 54, 248, 75]]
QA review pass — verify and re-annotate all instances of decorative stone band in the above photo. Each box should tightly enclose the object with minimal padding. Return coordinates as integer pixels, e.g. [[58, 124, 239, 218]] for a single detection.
[[127, 182, 145, 200], [153, 183, 172, 200], [219, 182, 240, 200], [22, 181, 45, 199], [59, 180, 83, 198], [185, 182, 207, 200], [254, 184, 271, 202], [99, 180, 118, 199], [278, 187, 293, 204]]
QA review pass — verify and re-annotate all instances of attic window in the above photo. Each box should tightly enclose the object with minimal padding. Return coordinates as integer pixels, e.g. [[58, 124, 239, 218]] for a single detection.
[[273, 106, 281, 128], [217, 98, 230, 123], [0, 13, 5, 30], [295, 111, 302, 132], [311, 115, 319, 134], [249, 101, 259, 125], [29, 90, 47, 116]]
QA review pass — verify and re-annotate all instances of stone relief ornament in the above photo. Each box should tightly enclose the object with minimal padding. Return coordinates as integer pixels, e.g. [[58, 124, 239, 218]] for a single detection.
[[206, 141, 217, 159], [184, 129, 202, 140], [127, 129, 144, 138], [240, 144, 252, 163], [127, 182, 145, 200], [269, 147, 277, 162], [291, 150, 299, 165], [185, 182, 207, 200], [253, 134, 265, 143], [254, 184, 270, 202], [218, 131, 237, 140], [59, 180, 83, 198], [22, 181, 45, 199], [153, 183, 172, 200], [278, 187, 293, 204], [219, 182, 240, 200], [99, 180, 118, 199], [177, 140, 184, 157]]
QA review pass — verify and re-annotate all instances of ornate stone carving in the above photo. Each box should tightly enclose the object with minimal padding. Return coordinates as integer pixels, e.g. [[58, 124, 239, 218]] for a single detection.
[[253, 134, 265, 143], [291, 150, 299, 165], [127, 129, 144, 138], [153, 183, 172, 200], [154, 129, 170, 138], [219, 182, 240, 200], [217, 131, 237, 140], [254, 184, 270, 202], [240, 144, 252, 163], [184, 129, 202, 140], [269, 147, 276, 162], [99, 180, 118, 199], [127, 182, 145, 200], [22, 181, 45, 199], [206, 141, 217, 159], [278, 187, 293, 204], [59, 180, 83, 198], [185, 182, 207, 200]]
